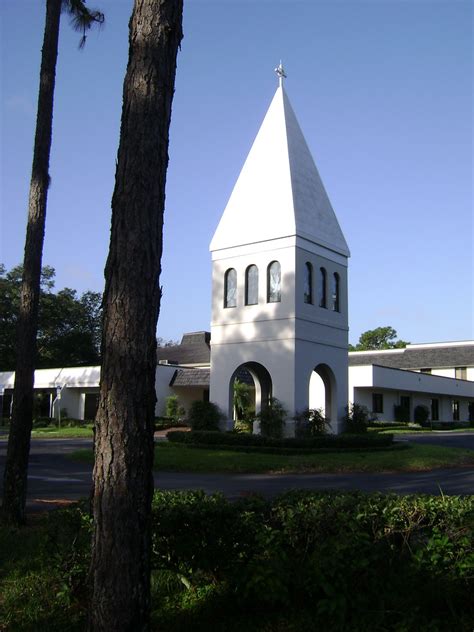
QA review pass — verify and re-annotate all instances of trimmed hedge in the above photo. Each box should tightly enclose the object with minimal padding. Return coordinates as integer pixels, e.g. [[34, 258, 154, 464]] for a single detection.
[[151, 490, 474, 631], [160, 441, 407, 456], [166, 429, 394, 452], [2, 492, 473, 631]]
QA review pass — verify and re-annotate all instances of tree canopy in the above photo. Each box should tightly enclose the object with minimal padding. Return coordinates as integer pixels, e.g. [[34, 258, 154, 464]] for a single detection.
[[349, 326, 409, 351], [0, 264, 102, 370]]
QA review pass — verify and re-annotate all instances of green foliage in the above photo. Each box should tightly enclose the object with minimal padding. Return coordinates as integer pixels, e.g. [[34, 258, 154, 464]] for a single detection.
[[165, 395, 179, 421], [469, 402, 474, 426], [232, 379, 254, 425], [32, 416, 54, 428], [256, 397, 287, 439], [2, 493, 474, 631], [414, 404, 430, 425], [0, 504, 92, 631], [344, 403, 371, 433], [148, 491, 474, 631], [394, 403, 410, 423], [166, 429, 394, 452], [294, 407, 330, 437], [188, 400, 222, 431], [0, 264, 102, 370], [350, 325, 409, 351]]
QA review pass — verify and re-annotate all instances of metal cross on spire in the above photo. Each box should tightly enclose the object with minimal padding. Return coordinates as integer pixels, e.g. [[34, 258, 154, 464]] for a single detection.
[[275, 61, 287, 86]]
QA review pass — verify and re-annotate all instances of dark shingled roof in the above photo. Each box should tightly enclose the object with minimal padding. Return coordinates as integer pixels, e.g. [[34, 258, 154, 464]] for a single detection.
[[349, 343, 474, 370], [170, 368, 210, 387], [156, 331, 211, 365]]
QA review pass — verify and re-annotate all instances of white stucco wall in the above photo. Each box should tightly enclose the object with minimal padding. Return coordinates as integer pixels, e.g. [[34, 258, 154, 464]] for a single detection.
[[171, 387, 208, 416], [350, 364, 474, 422]]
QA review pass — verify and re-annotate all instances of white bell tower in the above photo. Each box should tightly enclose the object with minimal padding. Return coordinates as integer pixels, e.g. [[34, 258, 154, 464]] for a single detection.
[[209, 66, 350, 434]]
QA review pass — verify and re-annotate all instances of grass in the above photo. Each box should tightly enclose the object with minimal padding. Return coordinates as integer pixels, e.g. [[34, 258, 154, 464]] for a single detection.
[[368, 424, 473, 435], [31, 425, 94, 438], [372, 427, 472, 435], [70, 441, 474, 474]]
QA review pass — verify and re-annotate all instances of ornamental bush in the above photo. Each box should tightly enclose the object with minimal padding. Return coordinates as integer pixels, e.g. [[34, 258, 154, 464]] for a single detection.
[[256, 397, 287, 439], [294, 407, 330, 437], [414, 404, 430, 425], [166, 429, 394, 452], [394, 403, 410, 423], [165, 395, 179, 421], [187, 400, 222, 431], [344, 403, 370, 433], [149, 490, 474, 631]]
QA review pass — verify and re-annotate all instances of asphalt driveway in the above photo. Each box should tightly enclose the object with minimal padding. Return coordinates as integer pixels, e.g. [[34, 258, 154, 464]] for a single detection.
[[0, 433, 473, 513]]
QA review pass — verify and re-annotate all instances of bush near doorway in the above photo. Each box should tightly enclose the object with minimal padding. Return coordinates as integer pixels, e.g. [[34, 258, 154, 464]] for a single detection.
[[188, 401, 222, 431], [414, 405, 430, 426], [256, 397, 287, 439], [344, 403, 371, 433], [294, 408, 330, 437]]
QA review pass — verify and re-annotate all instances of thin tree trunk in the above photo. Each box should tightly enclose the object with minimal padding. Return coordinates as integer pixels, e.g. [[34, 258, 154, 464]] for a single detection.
[[88, 1, 183, 630], [2, 0, 62, 525]]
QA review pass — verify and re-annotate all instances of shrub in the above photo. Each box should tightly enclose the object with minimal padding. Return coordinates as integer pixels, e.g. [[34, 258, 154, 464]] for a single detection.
[[165, 395, 179, 421], [233, 379, 254, 423], [414, 404, 430, 425], [256, 397, 287, 439], [3, 493, 473, 631], [294, 408, 330, 437], [149, 490, 474, 630], [394, 403, 410, 423], [32, 416, 54, 428], [166, 429, 394, 452], [188, 400, 222, 431], [469, 402, 474, 427], [344, 403, 370, 433]]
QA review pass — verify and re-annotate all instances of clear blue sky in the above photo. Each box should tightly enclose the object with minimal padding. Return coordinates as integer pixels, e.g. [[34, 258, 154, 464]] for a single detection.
[[1, 0, 472, 346]]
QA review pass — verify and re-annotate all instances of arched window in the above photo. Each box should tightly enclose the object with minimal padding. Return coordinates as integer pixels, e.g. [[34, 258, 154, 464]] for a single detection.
[[245, 265, 259, 305], [304, 262, 313, 304], [224, 268, 237, 308], [331, 272, 340, 312], [267, 261, 281, 303], [318, 267, 327, 308]]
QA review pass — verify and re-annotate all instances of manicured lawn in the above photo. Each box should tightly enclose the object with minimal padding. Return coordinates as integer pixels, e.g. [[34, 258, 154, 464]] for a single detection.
[[369, 426, 473, 435], [31, 425, 94, 438], [70, 441, 474, 473]]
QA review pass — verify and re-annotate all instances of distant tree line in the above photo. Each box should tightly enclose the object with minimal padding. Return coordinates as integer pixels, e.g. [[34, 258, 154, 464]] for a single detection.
[[0, 264, 102, 371], [349, 326, 409, 351]]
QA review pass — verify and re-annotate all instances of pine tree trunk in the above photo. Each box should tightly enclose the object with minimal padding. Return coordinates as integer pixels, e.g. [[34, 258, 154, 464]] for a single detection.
[[2, 0, 61, 525], [88, 1, 183, 630]]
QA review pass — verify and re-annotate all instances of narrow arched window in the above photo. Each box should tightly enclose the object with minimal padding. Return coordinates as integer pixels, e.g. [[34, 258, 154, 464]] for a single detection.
[[331, 273, 340, 312], [267, 261, 281, 303], [318, 267, 327, 308], [224, 268, 237, 308], [245, 265, 259, 305], [304, 262, 313, 304]]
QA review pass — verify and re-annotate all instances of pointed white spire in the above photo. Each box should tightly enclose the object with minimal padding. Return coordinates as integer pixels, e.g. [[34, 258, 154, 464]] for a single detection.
[[210, 76, 350, 257]]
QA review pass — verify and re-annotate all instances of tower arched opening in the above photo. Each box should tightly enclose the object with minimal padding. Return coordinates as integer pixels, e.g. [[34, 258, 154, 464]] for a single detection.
[[308, 364, 337, 427], [229, 362, 272, 431]]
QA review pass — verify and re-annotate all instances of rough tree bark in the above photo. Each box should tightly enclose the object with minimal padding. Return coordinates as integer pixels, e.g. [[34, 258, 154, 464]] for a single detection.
[[88, 1, 183, 630], [2, 0, 62, 525]]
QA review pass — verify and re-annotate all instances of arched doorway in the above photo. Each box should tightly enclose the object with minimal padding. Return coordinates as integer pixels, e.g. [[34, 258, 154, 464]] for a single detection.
[[308, 364, 336, 425], [229, 362, 272, 430]]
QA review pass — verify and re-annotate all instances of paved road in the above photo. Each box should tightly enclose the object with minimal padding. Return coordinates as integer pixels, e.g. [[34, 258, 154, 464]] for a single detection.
[[396, 431, 474, 451], [0, 433, 473, 512]]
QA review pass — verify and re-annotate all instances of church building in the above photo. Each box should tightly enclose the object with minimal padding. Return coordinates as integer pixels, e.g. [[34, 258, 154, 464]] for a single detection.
[[209, 65, 350, 434], [1, 68, 472, 430]]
